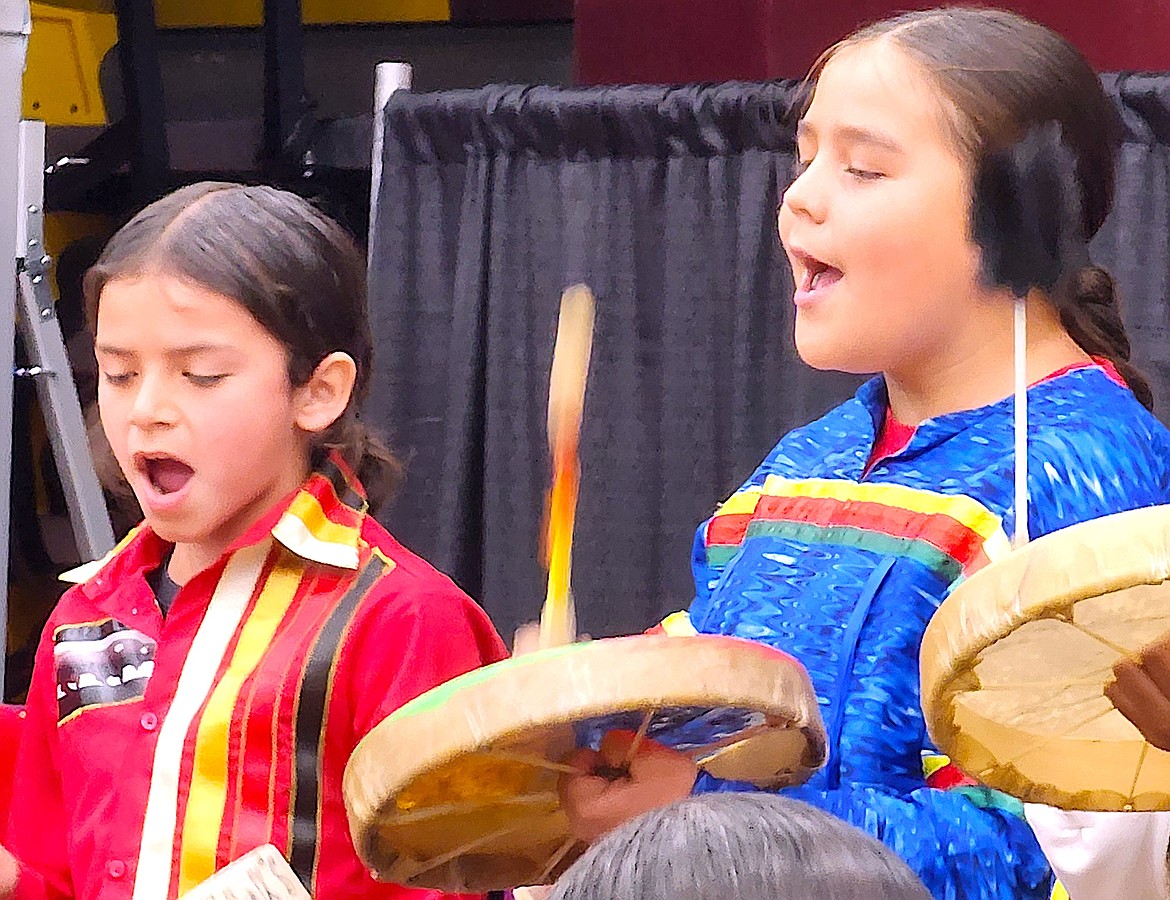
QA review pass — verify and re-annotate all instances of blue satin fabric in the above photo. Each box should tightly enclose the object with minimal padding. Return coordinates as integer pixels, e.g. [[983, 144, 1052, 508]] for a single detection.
[[689, 367, 1170, 899]]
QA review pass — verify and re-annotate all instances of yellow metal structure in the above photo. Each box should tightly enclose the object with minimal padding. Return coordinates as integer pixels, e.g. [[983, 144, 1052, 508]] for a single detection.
[[154, 0, 451, 29], [23, 1, 118, 126], [43, 212, 113, 261], [33, 1, 112, 10]]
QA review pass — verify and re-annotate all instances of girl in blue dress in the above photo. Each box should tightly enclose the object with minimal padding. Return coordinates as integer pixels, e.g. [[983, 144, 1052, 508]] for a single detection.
[[558, 8, 1170, 899]]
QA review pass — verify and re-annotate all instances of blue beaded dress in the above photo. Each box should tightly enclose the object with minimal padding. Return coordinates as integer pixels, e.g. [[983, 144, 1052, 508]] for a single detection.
[[686, 366, 1170, 899]]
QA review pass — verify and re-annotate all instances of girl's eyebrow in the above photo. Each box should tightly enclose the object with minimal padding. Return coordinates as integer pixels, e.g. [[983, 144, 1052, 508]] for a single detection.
[[93, 343, 233, 358], [165, 343, 233, 357], [797, 120, 905, 154], [94, 344, 133, 357]]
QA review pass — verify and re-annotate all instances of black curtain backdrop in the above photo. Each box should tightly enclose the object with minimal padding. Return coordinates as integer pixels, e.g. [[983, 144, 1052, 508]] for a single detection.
[[364, 75, 1170, 644]]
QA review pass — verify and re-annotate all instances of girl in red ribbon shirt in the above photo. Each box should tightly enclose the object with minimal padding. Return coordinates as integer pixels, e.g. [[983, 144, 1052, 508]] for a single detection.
[[0, 183, 506, 900]]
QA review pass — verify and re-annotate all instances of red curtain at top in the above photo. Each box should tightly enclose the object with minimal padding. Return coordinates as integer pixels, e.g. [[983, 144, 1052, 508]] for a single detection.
[[575, 0, 1170, 84]]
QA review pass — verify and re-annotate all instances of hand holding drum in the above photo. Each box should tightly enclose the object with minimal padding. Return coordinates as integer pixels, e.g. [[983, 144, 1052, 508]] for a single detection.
[[1107, 635, 1170, 753]]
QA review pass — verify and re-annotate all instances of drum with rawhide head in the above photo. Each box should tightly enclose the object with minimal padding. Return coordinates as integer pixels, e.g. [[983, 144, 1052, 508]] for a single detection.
[[921, 504, 1170, 812]]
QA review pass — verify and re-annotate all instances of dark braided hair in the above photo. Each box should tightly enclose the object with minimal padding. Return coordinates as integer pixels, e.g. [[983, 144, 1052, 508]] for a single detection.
[[1061, 266, 1152, 409]]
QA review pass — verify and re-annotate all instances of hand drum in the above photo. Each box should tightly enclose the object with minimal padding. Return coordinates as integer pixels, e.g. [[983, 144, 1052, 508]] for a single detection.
[[344, 634, 826, 892], [922, 504, 1170, 812]]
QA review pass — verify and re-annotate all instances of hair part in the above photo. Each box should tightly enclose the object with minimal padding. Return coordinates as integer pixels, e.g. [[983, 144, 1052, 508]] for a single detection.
[[548, 793, 931, 900], [84, 181, 403, 509], [800, 7, 1152, 410]]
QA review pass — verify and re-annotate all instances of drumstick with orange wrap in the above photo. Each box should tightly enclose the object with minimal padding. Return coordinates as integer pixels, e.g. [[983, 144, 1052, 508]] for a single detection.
[[540, 284, 594, 650]]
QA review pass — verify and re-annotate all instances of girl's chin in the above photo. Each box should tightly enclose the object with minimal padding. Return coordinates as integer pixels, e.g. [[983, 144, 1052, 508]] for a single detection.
[[794, 334, 879, 375]]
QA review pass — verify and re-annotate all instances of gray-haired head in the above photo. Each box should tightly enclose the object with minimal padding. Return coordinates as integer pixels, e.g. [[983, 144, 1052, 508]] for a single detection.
[[548, 792, 931, 900]]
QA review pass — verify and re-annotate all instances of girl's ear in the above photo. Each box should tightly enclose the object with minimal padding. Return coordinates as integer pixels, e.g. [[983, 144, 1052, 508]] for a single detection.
[[293, 352, 357, 434]]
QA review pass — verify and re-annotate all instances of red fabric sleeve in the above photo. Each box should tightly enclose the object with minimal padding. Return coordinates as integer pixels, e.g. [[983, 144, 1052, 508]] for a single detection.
[[6, 620, 74, 900], [328, 568, 508, 900]]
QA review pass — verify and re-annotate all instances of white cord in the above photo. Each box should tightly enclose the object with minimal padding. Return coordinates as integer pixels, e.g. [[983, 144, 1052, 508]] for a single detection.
[[1014, 296, 1029, 547]]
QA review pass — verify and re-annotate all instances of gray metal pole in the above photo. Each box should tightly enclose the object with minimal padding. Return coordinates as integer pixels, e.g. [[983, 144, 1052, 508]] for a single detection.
[[0, 1, 31, 694], [368, 61, 412, 264], [16, 121, 114, 561]]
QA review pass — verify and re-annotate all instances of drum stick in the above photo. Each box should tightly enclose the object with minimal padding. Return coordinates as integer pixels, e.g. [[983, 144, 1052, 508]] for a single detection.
[[540, 285, 595, 649]]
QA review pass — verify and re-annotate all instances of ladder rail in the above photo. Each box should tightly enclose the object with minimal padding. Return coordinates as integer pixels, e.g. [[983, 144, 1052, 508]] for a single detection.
[[14, 120, 114, 564]]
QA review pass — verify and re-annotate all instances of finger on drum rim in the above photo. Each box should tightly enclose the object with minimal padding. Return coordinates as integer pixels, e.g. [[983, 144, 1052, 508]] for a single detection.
[[1105, 662, 1170, 750], [512, 623, 542, 656], [1138, 639, 1170, 698], [512, 624, 590, 656]]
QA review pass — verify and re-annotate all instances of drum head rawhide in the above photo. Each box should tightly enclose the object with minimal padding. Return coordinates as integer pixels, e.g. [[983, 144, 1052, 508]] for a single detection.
[[922, 504, 1170, 812], [343, 634, 826, 892]]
